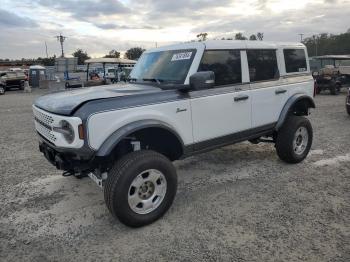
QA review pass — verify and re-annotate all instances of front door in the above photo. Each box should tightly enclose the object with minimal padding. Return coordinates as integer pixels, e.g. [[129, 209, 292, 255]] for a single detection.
[[189, 50, 251, 148]]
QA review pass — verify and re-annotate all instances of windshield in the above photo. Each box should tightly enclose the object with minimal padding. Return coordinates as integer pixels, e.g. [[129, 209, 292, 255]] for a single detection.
[[130, 49, 197, 84]]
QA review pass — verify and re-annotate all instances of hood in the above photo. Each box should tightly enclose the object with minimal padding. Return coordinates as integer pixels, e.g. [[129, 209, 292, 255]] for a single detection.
[[34, 83, 161, 116]]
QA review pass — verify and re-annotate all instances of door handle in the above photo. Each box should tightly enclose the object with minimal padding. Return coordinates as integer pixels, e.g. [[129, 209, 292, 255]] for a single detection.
[[234, 95, 249, 102], [275, 89, 287, 95]]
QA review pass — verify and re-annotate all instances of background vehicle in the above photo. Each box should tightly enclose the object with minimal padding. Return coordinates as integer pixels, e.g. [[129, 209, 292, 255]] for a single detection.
[[33, 41, 315, 227], [0, 71, 26, 91], [346, 88, 350, 115], [313, 68, 342, 95]]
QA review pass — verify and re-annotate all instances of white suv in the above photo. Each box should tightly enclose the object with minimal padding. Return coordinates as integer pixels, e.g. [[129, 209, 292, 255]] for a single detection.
[[33, 40, 315, 227]]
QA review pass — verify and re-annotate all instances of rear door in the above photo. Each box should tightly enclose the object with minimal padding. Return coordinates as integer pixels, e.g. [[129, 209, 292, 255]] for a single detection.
[[190, 49, 252, 147], [248, 49, 289, 128]]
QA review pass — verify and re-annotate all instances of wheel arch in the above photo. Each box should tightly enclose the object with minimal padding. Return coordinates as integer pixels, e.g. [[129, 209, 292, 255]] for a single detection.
[[95, 120, 185, 161], [275, 93, 315, 131]]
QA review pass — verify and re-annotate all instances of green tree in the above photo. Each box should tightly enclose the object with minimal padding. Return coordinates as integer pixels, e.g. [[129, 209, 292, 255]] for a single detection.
[[197, 32, 208, 41], [124, 47, 145, 60], [104, 49, 120, 58], [302, 30, 350, 56], [257, 32, 264, 41], [235, 33, 247, 40], [72, 49, 90, 65], [249, 34, 257, 40]]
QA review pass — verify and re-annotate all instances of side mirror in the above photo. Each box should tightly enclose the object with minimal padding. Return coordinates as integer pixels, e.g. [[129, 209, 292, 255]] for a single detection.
[[189, 71, 215, 91]]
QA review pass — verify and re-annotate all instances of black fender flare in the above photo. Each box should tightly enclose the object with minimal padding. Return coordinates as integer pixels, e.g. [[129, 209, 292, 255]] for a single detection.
[[275, 93, 315, 131], [95, 119, 185, 157]]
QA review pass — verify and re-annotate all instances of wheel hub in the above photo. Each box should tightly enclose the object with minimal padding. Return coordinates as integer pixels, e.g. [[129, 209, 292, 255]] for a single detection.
[[293, 127, 309, 155], [128, 169, 167, 214]]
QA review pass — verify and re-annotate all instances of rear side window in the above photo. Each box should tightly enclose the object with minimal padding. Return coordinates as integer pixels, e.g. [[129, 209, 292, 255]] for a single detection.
[[284, 49, 307, 73], [247, 50, 279, 82], [198, 50, 241, 86]]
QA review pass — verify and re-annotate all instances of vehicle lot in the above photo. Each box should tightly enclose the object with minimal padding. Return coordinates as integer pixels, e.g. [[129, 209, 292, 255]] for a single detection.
[[0, 89, 349, 261]]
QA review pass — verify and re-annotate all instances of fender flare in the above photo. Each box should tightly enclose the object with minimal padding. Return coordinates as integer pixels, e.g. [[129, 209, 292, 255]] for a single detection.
[[95, 119, 185, 157], [275, 93, 315, 131]]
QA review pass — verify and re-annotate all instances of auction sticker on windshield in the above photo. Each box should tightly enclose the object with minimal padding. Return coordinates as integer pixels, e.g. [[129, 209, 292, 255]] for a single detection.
[[171, 52, 192, 61]]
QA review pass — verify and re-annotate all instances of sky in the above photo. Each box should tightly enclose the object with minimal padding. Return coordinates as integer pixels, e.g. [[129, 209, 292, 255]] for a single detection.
[[0, 0, 349, 59]]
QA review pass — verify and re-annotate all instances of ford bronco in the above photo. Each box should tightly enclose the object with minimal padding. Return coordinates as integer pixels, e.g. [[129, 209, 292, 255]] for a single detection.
[[33, 41, 315, 227]]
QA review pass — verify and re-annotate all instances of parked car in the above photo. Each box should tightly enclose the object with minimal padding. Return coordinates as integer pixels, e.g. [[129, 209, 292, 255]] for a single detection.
[[32, 40, 315, 227], [346, 88, 350, 115], [0, 71, 26, 91]]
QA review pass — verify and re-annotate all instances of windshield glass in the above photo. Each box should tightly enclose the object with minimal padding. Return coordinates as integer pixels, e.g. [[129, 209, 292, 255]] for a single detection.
[[130, 49, 197, 84]]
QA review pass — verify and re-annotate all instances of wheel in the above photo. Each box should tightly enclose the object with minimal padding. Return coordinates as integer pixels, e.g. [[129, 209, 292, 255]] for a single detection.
[[19, 81, 25, 90], [315, 86, 321, 94], [346, 98, 350, 115], [65, 82, 70, 89], [275, 116, 313, 163], [104, 150, 177, 227], [330, 85, 339, 95], [0, 86, 5, 95]]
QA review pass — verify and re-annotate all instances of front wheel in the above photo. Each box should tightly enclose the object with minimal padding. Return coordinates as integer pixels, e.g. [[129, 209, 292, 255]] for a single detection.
[[104, 150, 177, 227], [0, 86, 5, 95], [275, 116, 313, 163]]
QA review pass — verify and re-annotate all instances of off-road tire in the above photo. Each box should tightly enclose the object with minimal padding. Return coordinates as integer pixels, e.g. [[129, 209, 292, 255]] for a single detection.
[[104, 150, 177, 227], [19, 81, 25, 90], [276, 116, 313, 163], [330, 85, 340, 95]]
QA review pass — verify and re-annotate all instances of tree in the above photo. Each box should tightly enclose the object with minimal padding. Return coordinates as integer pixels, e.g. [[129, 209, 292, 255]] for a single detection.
[[257, 32, 264, 41], [235, 33, 247, 40], [124, 47, 145, 60], [104, 49, 120, 58], [72, 49, 90, 65], [197, 32, 208, 41], [302, 30, 350, 56], [249, 34, 257, 40]]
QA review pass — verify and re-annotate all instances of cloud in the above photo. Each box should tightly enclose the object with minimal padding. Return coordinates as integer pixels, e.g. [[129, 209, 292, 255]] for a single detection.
[[94, 23, 161, 30], [37, 0, 130, 18], [0, 9, 38, 28], [1, 0, 350, 58]]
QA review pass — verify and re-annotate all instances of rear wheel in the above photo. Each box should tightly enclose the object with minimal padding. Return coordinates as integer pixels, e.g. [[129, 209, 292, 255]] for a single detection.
[[330, 84, 340, 95], [104, 150, 177, 227], [275, 116, 313, 163]]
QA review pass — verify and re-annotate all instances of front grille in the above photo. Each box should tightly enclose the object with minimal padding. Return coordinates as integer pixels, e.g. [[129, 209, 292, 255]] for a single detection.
[[33, 107, 57, 143]]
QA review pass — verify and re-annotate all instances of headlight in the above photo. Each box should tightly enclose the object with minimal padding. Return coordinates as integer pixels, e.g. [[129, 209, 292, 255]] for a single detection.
[[53, 120, 75, 144]]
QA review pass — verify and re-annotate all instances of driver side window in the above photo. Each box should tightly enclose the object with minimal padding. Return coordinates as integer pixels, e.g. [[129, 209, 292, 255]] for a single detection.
[[198, 50, 242, 87]]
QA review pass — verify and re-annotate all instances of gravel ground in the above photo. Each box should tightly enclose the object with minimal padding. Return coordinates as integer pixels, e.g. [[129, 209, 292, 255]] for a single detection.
[[0, 88, 349, 262]]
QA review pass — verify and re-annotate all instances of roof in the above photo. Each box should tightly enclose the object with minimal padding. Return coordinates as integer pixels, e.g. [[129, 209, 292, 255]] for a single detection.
[[29, 65, 46, 69], [146, 40, 305, 53], [85, 58, 137, 64], [312, 55, 350, 60]]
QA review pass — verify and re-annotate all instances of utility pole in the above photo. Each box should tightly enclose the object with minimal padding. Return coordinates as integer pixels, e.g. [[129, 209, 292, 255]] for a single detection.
[[298, 33, 304, 42], [45, 41, 48, 58], [55, 33, 67, 58], [313, 35, 318, 56]]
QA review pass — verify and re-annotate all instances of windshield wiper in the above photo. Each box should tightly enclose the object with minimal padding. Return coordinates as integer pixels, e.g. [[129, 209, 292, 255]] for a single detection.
[[142, 78, 164, 84]]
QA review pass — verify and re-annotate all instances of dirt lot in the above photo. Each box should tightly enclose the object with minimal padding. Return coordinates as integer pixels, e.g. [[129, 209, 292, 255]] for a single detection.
[[0, 88, 349, 262]]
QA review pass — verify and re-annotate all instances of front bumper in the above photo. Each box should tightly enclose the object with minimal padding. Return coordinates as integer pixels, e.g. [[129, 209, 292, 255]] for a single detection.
[[38, 135, 95, 172]]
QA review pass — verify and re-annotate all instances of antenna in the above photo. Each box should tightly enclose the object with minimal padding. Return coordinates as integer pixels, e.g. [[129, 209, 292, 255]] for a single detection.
[[55, 33, 67, 57], [45, 41, 48, 58]]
